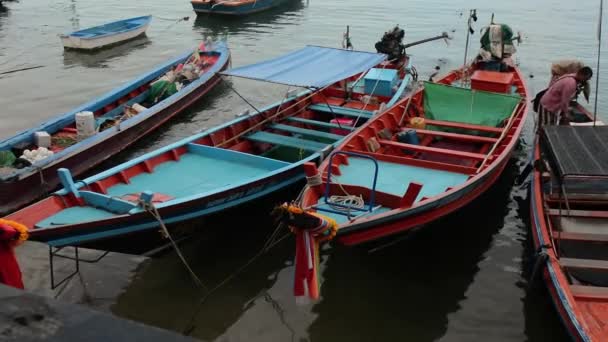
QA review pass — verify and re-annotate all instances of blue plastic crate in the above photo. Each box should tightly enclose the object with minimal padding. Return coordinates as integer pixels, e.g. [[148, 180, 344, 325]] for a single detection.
[[364, 68, 398, 97]]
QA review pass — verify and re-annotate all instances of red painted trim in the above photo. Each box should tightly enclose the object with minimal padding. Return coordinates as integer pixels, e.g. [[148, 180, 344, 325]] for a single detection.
[[408, 128, 499, 144], [350, 150, 476, 174], [378, 139, 487, 160], [399, 182, 422, 207], [423, 119, 503, 134]]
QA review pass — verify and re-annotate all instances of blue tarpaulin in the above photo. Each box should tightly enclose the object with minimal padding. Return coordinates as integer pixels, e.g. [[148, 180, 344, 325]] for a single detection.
[[221, 46, 387, 88]]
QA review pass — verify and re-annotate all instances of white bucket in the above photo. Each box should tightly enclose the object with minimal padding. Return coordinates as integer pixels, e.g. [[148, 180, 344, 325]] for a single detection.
[[34, 131, 51, 148], [75, 111, 96, 140], [131, 103, 147, 113]]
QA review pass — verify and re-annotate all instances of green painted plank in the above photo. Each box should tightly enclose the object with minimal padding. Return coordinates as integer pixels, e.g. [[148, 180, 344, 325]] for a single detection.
[[245, 131, 330, 152], [286, 117, 355, 131], [270, 124, 343, 141], [308, 104, 373, 119]]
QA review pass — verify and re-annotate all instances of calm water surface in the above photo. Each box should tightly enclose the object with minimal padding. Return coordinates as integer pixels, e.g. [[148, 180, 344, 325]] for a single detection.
[[1, 0, 606, 340]]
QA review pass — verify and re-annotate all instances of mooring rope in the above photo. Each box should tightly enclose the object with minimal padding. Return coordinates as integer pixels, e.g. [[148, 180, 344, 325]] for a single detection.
[[141, 202, 207, 290], [182, 222, 289, 335]]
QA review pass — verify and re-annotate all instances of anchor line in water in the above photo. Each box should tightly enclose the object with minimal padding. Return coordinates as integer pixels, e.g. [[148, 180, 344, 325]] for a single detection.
[[181, 221, 292, 336]]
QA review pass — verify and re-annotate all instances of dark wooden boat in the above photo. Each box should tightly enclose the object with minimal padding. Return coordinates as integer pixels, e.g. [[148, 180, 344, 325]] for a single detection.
[[0, 41, 230, 215], [191, 0, 295, 16], [5, 46, 412, 247], [530, 103, 608, 341]]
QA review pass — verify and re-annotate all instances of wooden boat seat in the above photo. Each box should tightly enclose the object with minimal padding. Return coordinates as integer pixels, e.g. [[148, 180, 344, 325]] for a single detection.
[[570, 284, 608, 299], [308, 104, 373, 119], [270, 124, 343, 141], [407, 128, 499, 144], [96, 91, 150, 125], [549, 209, 608, 219], [79, 190, 137, 214], [378, 139, 487, 161], [551, 230, 608, 243], [560, 257, 608, 272], [423, 119, 503, 134], [245, 131, 330, 152], [286, 117, 355, 131]]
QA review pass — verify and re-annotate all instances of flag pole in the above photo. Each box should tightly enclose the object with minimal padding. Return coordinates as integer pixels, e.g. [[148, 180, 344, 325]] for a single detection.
[[594, 0, 603, 126]]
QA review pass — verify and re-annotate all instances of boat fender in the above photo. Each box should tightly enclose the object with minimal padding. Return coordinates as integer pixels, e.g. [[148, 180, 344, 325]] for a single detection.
[[528, 249, 549, 290]]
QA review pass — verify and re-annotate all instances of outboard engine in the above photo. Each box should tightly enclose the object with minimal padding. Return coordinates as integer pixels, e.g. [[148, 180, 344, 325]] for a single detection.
[[375, 25, 406, 61]]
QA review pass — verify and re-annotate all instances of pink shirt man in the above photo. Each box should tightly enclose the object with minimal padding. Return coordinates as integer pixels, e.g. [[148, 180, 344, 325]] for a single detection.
[[540, 74, 578, 113]]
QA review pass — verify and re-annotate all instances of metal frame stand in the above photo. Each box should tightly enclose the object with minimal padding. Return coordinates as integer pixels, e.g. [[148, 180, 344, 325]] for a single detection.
[[48, 246, 110, 289]]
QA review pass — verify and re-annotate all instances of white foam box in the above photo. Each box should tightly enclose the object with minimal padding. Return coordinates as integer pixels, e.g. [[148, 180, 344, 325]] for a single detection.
[[34, 131, 51, 148]]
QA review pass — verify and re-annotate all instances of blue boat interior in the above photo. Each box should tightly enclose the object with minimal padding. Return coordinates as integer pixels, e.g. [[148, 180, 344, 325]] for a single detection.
[[35, 145, 289, 228], [314, 156, 469, 224], [70, 16, 151, 38]]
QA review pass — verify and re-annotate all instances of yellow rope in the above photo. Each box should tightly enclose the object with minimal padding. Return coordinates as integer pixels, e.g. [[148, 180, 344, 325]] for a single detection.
[[0, 219, 29, 246], [281, 204, 338, 242]]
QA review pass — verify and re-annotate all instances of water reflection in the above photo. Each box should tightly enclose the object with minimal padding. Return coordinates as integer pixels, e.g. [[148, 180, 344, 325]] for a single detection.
[[518, 186, 570, 341], [112, 188, 303, 341], [192, 0, 306, 39], [62, 35, 151, 69]]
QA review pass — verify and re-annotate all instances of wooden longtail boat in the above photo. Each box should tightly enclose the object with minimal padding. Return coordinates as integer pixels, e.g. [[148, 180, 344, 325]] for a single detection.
[[60, 16, 152, 50], [5, 45, 413, 247], [530, 103, 608, 341], [0, 41, 230, 215], [191, 0, 294, 16], [284, 56, 529, 300]]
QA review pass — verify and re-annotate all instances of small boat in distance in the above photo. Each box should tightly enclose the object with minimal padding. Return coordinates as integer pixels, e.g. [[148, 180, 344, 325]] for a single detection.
[[5, 44, 412, 247], [191, 0, 293, 16], [60, 16, 152, 50], [0, 41, 230, 214]]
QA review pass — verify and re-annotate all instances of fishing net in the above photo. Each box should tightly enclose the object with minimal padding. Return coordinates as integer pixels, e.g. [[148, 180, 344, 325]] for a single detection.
[[0, 151, 16, 167], [422, 81, 520, 133], [147, 80, 178, 104]]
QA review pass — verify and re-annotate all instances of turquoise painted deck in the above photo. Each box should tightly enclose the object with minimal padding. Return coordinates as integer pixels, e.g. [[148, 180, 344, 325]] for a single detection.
[[35, 147, 289, 228], [36, 206, 116, 228], [106, 151, 282, 199], [332, 157, 469, 202]]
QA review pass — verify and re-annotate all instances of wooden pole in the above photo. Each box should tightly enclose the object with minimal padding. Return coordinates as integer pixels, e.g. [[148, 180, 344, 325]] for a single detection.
[[476, 103, 522, 172], [594, 0, 603, 126]]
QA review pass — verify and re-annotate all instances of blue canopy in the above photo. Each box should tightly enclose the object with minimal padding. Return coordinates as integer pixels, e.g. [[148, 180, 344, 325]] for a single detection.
[[221, 46, 387, 88]]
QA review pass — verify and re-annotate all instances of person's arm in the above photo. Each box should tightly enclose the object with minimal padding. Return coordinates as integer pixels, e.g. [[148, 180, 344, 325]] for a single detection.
[[558, 79, 578, 114]]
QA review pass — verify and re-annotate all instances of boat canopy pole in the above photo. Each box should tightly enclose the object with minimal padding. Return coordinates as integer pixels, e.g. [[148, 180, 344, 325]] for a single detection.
[[308, 87, 345, 130], [462, 9, 478, 82], [594, 0, 603, 126], [403, 32, 451, 49]]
